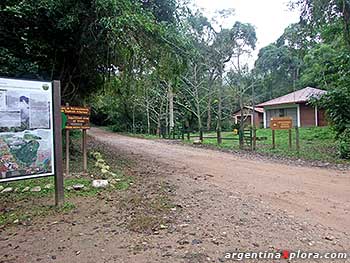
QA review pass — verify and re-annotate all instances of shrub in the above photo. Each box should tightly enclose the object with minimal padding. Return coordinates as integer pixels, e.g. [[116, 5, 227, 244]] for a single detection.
[[338, 128, 350, 159]]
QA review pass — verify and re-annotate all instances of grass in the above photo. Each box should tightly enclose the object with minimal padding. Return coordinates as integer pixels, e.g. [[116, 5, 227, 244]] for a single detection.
[[0, 131, 132, 227], [189, 127, 346, 163], [116, 126, 348, 164]]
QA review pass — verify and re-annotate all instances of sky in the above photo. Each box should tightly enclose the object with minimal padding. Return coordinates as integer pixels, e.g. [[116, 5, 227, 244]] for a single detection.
[[192, 0, 301, 65]]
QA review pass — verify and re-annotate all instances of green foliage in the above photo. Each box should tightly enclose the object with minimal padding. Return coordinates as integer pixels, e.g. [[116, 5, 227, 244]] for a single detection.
[[338, 128, 350, 158], [0, 0, 178, 103], [317, 86, 350, 136]]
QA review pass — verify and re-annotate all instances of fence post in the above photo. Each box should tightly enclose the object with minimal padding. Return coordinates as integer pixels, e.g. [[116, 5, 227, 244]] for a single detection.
[[288, 129, 292, 149], [252, 127, 257, 151], [239, 128, 244, 149], [272, 129, 276, 149], [295, 127, 300, 153], [199, 128, 203, 142], [217, 129, 222, 144], [250, 127, 253, 151]]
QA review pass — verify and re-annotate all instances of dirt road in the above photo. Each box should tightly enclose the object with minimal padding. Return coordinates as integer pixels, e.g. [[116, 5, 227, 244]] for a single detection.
[[1, 127, 349, 263], [89, 128, 350, 235]]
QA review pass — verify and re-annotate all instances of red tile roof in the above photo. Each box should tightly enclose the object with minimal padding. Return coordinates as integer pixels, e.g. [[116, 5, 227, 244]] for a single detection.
[[257, 87, 326, 107], [232, 106, 264, 115]]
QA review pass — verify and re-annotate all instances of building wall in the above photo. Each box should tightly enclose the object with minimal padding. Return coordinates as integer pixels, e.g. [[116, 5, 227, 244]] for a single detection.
[[265, 105, 298, 128], [318, 109, 327, 126], [300, 103, 316, 127], [254, 112, 263, 127], [233, 110, 263, 128], [263, 103, 328, 128]]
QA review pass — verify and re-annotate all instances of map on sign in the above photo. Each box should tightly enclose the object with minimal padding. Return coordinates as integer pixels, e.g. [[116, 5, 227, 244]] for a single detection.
[[0, 78, 55, 182]]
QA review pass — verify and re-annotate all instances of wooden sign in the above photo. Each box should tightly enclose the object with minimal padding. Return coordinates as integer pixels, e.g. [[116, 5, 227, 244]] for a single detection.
[[61, 106, 90, 116], [61, 106, 90, 130], [271, 117, 293, 130]]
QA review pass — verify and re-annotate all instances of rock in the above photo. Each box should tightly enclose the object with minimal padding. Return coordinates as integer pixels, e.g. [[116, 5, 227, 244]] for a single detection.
[[0, 186, 4, 192], [1, 187, 13, 193], [30, 186, 41, 192], [13, 219, 19, 224], [193, 140, 202, 145], [92, 180, 109, 188], [66, 186, 73, 191], [177, 239, 189, 245], [73, 184, 85, 190], [191, 239, 202, 245], [159, 224, 168, 229], [22, 187, 30, 192], [325, 235, 335, 241], [44, 184, 53, 189]]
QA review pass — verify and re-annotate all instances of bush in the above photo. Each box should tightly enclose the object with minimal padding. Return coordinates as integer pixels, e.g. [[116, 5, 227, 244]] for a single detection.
[[338, 128, 350, 159]]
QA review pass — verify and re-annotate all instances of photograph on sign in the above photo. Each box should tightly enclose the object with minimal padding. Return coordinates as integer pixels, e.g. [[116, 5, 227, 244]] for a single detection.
[[0, 78, 55, 182]]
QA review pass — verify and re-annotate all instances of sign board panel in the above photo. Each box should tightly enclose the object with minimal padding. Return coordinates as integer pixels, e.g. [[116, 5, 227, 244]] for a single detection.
[[0, 78, 55, 182], [271, 117, 293, 130], [61, 106, 90, 130]]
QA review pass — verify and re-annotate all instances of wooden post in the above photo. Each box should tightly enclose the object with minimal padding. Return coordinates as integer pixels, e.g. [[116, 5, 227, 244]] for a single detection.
[[65, 103, 70, 176], [53, 81, 64, 206], [199, 129, 203, 142], [239, 128, 244, 149], [272, 129, 276, 149], [217, 129, 222, 144], [187, 130, 190, 141], [250, 128, 253, 151], [288, 129, 292, 149], [252, 127, 257, 151], [82, 129, 87, 173], [295, 127, 300, 153]]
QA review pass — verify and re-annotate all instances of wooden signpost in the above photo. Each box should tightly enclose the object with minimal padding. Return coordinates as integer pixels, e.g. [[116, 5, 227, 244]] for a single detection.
[[270, 117, 293, 149], [61, 105, 90, 175]]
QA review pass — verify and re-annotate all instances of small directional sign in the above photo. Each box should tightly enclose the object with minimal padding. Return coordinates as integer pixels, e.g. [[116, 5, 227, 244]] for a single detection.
[[61, 106, 90, 130]]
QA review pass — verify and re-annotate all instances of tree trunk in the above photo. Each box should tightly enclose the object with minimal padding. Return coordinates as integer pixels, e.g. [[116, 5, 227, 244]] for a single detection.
[[168, 85, 174, 137], [146, 100, 150, 134], [194, 64, 202, 140], [132, 105, 136, 134], [207, 96, 212, 131], [206, 71, 215, 131], [165, 96, 169, 136], [239, 91, 244, 149], [216, 64, 223, 145]]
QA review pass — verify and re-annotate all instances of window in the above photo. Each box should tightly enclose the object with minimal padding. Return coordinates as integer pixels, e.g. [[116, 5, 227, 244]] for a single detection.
[[279, 109, 285, 117]]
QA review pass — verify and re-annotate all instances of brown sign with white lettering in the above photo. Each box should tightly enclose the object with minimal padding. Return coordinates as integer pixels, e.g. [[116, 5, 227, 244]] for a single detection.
[[61, 106, 90, 130], [271, 117, 293, 130]]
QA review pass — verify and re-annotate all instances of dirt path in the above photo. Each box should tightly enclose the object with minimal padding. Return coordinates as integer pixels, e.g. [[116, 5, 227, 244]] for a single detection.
[[89, 128, 350, 235], [1, 127, 350, 263]]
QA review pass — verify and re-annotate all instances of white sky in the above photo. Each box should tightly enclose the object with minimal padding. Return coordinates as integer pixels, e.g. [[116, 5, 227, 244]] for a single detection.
[[192, 0, 300, 65]]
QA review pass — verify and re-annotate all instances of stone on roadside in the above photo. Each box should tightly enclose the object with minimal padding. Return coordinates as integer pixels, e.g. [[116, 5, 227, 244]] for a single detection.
[[325, 235, 335, 241], [193, 140, 202, 145], [44, 184, 54, 189], [31, 186, 41, 192], [73, 184, 85, 190], [22, 187, 30, 192], [66, 186, 73, 191], [92, 180, 109, 188], [1, 187, 13, 193]]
